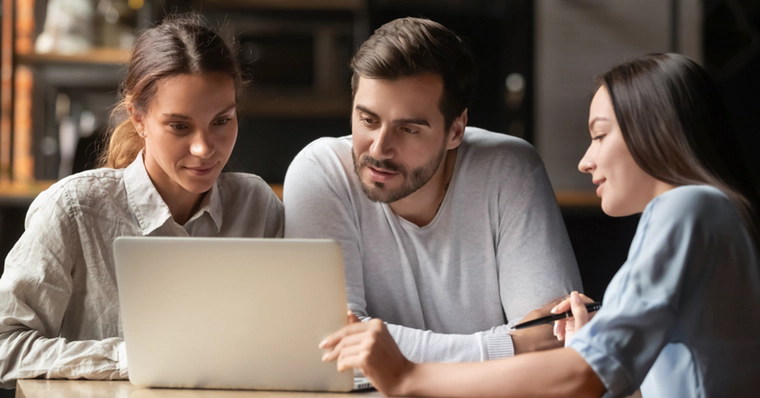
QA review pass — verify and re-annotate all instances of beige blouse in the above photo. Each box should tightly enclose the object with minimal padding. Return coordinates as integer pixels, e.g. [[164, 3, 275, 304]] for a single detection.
[[0, 152, 283, 388]]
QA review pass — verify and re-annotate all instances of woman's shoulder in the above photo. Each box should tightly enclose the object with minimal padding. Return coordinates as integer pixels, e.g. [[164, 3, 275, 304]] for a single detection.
[[37, 168, 125, 203], [646, 185, 739, 230], [25, 168, 125, 223], [651, 185, 730, 211]]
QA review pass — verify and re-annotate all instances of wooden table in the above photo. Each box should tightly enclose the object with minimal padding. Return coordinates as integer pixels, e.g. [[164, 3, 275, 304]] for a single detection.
[[15, 380, 383, 398]]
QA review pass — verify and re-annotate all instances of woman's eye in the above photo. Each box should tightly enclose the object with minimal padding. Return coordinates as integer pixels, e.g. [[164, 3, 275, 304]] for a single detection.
[[170, 123, 188, 130], [214, 118, 231, 125], [592, 134, 606, 142]]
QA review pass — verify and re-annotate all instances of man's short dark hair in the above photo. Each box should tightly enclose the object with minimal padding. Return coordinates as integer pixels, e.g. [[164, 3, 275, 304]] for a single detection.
[[350, 17, 476, 130]]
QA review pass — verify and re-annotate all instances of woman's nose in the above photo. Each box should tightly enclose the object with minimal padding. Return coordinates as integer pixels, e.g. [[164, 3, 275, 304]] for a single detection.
[[578, 146, 595, 174], [190, 131, 215, 159]]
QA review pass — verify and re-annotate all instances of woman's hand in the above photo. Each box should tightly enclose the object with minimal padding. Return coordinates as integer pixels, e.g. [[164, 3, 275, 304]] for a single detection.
[[552, 291, 595, 346], [320, 312, 415, 396], [511, 296, 567, 353]]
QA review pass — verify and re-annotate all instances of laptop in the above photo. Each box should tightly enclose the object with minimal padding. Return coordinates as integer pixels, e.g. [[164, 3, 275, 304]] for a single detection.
[[113, 237, 372, 392]]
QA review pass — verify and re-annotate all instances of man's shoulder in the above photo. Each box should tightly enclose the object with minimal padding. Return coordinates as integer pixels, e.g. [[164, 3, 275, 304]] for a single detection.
[[293, 135, 353, 163], [286, 135, 354, 182], [460, 127, 544, 170]]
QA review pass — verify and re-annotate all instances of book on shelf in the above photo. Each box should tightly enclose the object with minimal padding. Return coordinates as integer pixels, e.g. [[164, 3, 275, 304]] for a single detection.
[[0, 0, 36, 183]]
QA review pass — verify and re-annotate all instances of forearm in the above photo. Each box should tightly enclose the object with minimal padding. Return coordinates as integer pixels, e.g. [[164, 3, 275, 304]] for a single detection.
[[0, 330, 127, 388], [400, 348, 604, 398], [385, 322, 513, 363], [511, 323, 563, 354]]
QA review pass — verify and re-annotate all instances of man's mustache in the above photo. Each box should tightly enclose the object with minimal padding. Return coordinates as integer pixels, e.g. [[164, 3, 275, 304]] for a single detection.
[[360, 155, 404, 175]]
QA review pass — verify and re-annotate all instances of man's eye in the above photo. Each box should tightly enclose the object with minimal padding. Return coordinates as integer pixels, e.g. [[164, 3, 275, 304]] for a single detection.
[[402, 127, 418, 134]]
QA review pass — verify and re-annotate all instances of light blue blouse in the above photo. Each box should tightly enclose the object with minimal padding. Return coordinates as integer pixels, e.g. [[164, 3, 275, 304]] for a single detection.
[[568, 185, 760, 398]]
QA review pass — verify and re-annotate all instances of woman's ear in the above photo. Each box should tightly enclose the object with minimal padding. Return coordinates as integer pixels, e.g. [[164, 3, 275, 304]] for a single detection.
[[446, 108, 467, 150], [128, 105, 146, 137]]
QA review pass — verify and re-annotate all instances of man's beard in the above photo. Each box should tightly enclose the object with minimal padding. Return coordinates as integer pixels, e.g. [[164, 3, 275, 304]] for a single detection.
[[352, 145, 447, 203]]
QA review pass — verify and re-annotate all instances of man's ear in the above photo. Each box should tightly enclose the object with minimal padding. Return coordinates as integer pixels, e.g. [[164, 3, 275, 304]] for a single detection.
[[446, 108, 467, 150], [128, 105, 145, 137]]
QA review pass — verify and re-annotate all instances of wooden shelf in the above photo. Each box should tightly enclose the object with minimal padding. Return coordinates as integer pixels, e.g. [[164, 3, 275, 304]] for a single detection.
[[16, 48, 130, 66], [0, 180, 53, 206], [203, 0, 365, 11], [270, 184, 283, 199], [555, 190, 601, 208]]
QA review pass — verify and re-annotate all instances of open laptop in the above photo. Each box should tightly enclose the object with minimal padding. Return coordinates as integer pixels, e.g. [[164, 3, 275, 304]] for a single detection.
[[113, 237, 372, 392]]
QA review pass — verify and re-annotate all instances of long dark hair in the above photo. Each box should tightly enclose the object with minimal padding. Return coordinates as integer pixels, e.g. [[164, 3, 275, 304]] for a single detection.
[[98, 14, 243, 169], [600, 53, 760, 245]]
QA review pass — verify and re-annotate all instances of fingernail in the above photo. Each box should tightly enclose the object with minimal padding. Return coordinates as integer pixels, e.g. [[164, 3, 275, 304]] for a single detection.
[[572, 292, 581, 304], [550, 305, 558, 314], [319, 339, 327, 348], [322, 353, 328, 361]]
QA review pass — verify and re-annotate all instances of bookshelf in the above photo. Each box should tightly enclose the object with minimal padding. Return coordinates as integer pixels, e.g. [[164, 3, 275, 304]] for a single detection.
[[201, 0, 364, 11], [0, 0, 603, 209], [0, 179, 52, 206], [15, 48, 131, 65], [0, 0, 367, 186]]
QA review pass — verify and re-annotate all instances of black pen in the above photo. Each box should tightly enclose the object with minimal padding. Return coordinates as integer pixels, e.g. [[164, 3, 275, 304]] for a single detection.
[[511, 302, 602, 330]]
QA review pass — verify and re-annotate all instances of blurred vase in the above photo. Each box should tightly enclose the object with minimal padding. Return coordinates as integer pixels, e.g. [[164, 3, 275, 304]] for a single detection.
[[34, 0, 95, 54]]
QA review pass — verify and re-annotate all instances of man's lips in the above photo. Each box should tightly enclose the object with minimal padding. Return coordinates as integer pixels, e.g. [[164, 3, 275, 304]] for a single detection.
[[366, 165, 399, 183]]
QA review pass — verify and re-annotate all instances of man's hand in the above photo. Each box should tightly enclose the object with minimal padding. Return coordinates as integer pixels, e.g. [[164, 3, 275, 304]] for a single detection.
[[320, 313, 415, 396], [551, 291, 595, 345], [510, 296, 568, 354]]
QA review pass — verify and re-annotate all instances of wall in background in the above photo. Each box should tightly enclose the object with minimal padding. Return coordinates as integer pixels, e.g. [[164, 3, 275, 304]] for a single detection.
[[534, 0, 702, 192]]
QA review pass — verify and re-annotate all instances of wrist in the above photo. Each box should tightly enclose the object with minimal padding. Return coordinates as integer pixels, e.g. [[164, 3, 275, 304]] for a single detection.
[[510, 330, 530, 355], [395, 361, 420, 396]]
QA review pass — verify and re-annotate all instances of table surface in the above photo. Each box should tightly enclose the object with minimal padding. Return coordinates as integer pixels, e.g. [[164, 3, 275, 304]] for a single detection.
[[15, 380, 383, 398]]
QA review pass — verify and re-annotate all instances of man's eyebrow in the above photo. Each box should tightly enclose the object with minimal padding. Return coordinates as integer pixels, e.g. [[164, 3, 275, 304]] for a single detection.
[[355, 105, 379, 119], [355, 105, 431, 127], [393, 118, 430, 128]]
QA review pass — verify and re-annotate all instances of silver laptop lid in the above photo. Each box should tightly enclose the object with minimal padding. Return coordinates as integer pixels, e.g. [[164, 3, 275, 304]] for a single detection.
[[113, 237, 353, 392]]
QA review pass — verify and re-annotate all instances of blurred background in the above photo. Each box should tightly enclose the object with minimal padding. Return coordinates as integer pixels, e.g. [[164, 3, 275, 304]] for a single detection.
[[0, 0, 758, 301]]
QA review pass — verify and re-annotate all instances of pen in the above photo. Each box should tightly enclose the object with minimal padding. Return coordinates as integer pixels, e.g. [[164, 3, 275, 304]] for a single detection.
[[511, 302, 602, 330]]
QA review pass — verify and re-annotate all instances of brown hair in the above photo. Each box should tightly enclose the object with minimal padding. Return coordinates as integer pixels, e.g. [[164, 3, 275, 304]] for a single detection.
[[600, 53, 760, 244], [98, 14, 243, 168], [349, 17, 475, 130]]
